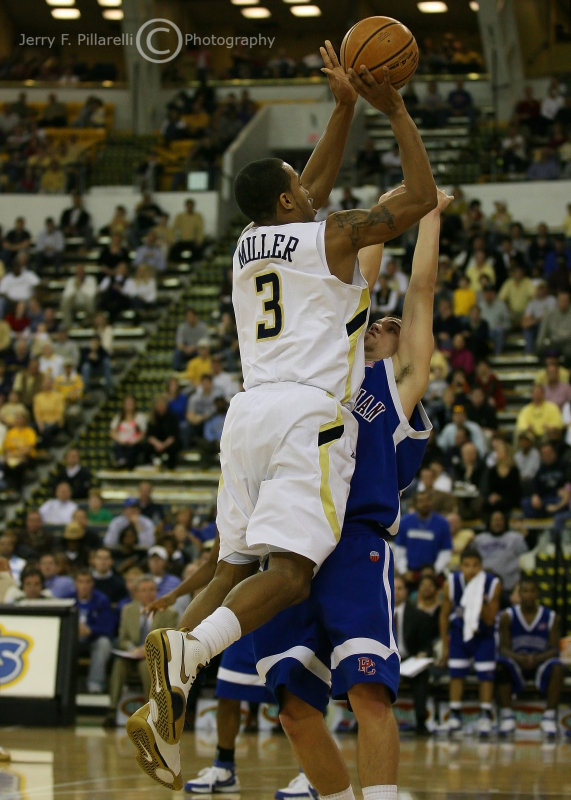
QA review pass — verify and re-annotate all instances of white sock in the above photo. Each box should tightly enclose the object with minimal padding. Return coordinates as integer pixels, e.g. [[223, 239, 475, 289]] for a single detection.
[[362, 787, 397, 800], [319, 788, 355, 800], [188, 607, 242, 661]]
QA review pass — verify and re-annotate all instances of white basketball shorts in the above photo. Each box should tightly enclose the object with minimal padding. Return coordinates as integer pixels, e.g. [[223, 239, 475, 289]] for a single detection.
[[217, 382, 357, 569]]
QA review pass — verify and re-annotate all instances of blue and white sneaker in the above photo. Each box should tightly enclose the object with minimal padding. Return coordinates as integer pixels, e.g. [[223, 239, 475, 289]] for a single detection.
[[275, 772, 317, 799], [184, 763, 240, 794]]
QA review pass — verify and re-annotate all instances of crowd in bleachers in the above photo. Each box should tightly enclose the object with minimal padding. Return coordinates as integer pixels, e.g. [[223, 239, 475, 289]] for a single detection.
[[0, 91, 112, 194], [0, 163, 570, 732]]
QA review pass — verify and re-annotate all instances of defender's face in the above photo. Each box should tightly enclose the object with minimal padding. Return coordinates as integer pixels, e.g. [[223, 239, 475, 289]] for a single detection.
[[283, 163, 315, 221], [364, 318, 400, 361]]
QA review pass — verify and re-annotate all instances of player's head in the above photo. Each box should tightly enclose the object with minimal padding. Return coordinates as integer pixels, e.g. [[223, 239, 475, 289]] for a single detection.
[[364, 316, 401, 361], [519, 574, 539, 610], [459, 544, 482, 582], [234, 158, 314, 225]]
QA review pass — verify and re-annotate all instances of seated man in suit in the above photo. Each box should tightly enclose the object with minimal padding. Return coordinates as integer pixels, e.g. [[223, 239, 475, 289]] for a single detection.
[[393, 574, 435, 735], [104, 574, 178, 727]]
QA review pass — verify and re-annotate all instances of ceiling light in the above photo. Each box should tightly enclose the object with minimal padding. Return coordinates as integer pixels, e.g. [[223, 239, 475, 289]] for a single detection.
[[97, 0, 122, 6], [45, 0, 75, 6], [469, 0, 479, 9], [241, 7, 271, 17], [231, 0, 258, 4], [282, 0, 310, 3], [102, 8, 123, 18], [290, 5, 321, 16], [417, 1, 448, 11], [51, 7, 81, 18]]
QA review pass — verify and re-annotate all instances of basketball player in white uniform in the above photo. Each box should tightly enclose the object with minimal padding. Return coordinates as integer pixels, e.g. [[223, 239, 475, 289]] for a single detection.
[[127, 47, 437, 790]]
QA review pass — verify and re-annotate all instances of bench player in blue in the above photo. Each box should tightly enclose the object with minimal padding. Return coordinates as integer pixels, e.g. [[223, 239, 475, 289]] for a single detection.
[[496, 574, 565, 739], [253, 187, 453, 800], [439, 545, 501, 737]]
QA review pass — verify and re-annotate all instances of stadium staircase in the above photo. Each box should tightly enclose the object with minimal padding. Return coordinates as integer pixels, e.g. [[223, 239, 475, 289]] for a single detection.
[[11, 219, 244, 532]]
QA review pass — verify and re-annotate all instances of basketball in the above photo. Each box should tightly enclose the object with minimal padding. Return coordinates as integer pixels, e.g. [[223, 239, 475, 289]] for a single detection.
[[340, 16, 419, 90]]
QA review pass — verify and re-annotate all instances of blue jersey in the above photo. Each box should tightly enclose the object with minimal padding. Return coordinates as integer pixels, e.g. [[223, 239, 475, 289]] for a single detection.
[[505, 604, 554, 654], [344, 358, 431, 536], [395, 511, 452, 570], [448, 570, 499, 637]]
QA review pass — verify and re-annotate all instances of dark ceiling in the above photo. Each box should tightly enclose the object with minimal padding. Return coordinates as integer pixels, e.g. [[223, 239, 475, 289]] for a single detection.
[[1, 0, 480, 47]]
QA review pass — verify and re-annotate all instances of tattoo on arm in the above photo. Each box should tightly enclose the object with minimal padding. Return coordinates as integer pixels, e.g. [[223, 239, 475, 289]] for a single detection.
[[334, 205, 396, 247]]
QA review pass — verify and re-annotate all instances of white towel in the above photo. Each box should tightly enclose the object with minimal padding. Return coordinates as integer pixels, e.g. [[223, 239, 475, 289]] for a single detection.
[[460, 570, 486, 642]]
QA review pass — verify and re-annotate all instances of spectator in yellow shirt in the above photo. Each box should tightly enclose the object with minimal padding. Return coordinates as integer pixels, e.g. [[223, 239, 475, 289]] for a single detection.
[[55, 360, 84, 429], [453, 274, 476, 318], [498, 261, 535, 326], [170, 198, 204, 262], [33, 375, 65, 447], [516, 384, 563, 441], [184, 339, 212, 387], [465, 248, 496, 292], [39, 159, 67, 194], [3, 411, 37, 489]]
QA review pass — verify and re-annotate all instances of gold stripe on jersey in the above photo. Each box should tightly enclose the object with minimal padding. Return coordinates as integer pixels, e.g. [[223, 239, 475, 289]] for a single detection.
[[318, 405, 345, 542], [342, 287, 370, 405]]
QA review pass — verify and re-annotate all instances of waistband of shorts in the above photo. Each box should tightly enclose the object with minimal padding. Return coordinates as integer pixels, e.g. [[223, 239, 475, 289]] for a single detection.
[[246, 381, 335, 397], [342, 519, 394, 542]]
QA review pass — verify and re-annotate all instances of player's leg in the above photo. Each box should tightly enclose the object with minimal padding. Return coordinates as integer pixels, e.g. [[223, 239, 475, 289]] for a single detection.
[[279, 690, 353, 799], [186, 632, 274, 794], [348, 682, 399, 795], [539, 659, 564, 738], [447, 627, 470, 735], [178, 560, 258, 631], [447, 677, 465, 734], [185, 698, 242, 794], [495, 659, 519, 737], [314, 533, 400, 799], [474, 637, 496, 738]]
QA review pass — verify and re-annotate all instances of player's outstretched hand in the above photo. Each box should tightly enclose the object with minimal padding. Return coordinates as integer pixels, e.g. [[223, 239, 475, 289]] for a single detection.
[[321, 40, 357, 106], [433, 187, 454, 214], [348, 66, 404, 117], [145, 592, 175, 613]]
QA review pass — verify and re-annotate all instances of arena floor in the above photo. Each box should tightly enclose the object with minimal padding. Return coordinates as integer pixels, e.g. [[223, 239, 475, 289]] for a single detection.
[[1, 726, 570, 800]]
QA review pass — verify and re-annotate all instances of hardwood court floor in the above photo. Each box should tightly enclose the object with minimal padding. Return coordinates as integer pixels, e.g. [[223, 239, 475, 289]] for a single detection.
[[1, 726, 570, 799]]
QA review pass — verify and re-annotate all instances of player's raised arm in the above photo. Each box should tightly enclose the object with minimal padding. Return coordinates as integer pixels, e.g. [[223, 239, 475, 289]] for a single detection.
[[300, 41, 357, 211], [357, 185, 406, 290], [393, 189, 452, 418], [324, 67, 436, 283]]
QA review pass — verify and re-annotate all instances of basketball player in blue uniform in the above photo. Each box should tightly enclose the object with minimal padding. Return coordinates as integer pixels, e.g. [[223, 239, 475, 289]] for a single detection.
[[496, 574, 565, 739], [439, 545, 501, 737], [253, 187, 453, 800], [127, 47, 437, 791]]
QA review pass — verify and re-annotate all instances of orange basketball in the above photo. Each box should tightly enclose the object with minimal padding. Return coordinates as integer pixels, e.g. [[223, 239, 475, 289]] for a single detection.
[[340, 16, 419, 90]]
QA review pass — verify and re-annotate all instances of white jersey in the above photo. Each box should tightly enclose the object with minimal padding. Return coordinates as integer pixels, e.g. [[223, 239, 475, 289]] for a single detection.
[[233, 220, 369, 407]]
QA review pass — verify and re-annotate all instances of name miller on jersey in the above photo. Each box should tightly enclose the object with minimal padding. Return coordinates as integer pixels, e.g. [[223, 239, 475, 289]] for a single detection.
[[237, 232, 300, 268]]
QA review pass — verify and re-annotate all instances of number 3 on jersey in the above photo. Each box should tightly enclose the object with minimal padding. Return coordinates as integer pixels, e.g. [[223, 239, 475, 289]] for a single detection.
[[255, 271, 283, 340]]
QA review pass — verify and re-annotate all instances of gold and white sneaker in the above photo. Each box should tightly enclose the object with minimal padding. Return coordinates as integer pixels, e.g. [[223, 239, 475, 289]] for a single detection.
[[126, 702, 182, 791], [145, 628, 209, 744]]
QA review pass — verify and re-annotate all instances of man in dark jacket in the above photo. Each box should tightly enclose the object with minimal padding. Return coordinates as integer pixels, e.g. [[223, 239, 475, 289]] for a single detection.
[[394, 575, 435, 734]]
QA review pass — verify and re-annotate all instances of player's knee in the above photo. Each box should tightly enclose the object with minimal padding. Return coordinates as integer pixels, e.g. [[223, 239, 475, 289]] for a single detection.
[[349, 682, 393, 723], [267, 553, 313, 605], [278, 697, 319, 739], [550, 663, 564, 683]]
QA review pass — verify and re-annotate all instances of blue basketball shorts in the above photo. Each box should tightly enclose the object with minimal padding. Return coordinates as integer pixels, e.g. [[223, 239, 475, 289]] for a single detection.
[[254, 527, 401, 712]]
